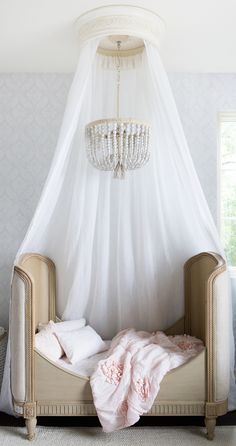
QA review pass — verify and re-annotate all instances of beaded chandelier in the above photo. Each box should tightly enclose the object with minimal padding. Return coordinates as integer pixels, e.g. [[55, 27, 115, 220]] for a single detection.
[[86, 39, 151, 178]]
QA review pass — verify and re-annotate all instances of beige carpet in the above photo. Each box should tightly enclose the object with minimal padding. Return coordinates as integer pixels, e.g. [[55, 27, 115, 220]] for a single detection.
[[0, 426, 236, 445]]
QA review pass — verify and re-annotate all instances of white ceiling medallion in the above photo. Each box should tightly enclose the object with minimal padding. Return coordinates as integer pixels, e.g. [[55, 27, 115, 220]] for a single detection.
[[76, 6, 165, 51]]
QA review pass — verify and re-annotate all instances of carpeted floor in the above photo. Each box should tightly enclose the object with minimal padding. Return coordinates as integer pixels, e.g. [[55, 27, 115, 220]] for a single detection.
[[0, 426, 236, 445]]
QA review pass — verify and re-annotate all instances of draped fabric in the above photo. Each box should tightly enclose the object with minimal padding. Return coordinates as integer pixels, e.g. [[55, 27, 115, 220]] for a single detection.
[[1, 38, 235, 413], [15, 41, 223, 336]]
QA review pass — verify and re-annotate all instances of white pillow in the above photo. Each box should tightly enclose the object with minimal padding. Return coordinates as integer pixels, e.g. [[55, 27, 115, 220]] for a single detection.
[[54, 318, 86, 333], [38, 318, 86, 333], [35, 325, 64, 361], [55, 326, 107, 364]]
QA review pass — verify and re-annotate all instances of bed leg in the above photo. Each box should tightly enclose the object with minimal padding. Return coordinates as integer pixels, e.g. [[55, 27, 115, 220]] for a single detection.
[[205, 417, 216, 440], [25, 417, 37, 441]]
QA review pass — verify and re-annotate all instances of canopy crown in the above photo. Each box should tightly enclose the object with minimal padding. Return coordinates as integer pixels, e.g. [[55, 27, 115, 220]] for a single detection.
[[76, 5, 165, 55]]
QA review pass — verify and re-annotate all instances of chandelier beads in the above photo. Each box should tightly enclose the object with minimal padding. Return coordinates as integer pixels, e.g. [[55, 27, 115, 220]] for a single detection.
[[86, 38, 151, 178]]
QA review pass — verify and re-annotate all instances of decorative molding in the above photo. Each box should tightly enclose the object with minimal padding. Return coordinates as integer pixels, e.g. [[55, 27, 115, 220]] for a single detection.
[[24, 402, 36, 419], [146, 402, 205, 416], [206, 262, 227, 403], [76, 6, 165, 50], [97, 45, 144, 57], [37, 402, 97, 416], [14, 267, 34, 403], [205, 400, 228, 417], [35, 401, 205, 417]]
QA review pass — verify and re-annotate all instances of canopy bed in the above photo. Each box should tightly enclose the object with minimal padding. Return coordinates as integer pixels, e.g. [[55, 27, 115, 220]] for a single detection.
[[0, 4, 235, 441]]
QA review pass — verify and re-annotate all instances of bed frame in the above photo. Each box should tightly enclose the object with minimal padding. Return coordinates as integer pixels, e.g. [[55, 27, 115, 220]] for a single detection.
[[10, 252, 230, 440]]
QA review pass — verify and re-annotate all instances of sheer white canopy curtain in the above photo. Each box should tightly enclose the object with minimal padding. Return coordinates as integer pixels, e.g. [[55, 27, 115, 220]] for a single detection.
[[0, 35, 235, 413], [16, 41, 224, 336]]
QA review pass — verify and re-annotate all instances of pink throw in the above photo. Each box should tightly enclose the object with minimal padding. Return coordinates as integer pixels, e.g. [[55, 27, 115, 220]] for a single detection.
[[90, 329, 204, 432]]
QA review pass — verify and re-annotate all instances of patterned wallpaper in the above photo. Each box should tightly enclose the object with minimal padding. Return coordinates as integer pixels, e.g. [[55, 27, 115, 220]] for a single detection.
[[1, 72, 236, 328]]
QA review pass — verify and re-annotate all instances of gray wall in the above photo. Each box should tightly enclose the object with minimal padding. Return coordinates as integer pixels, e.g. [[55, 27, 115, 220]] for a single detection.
[[1, 73, 236, 328]]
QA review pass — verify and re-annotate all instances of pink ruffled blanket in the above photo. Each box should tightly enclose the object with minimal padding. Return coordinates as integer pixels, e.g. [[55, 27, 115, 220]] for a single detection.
[[90, 329, 204, 432]]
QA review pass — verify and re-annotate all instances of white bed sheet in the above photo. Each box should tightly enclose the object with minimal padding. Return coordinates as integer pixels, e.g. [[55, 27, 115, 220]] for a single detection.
[[56, 340, 111, 377]]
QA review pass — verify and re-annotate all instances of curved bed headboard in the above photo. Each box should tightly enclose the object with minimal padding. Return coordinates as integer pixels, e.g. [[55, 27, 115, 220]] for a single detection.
[[184, 251, 226, 342], [11, 253, 56, 406], [184, 251, 229, 404], [15, 253, 56, 331]]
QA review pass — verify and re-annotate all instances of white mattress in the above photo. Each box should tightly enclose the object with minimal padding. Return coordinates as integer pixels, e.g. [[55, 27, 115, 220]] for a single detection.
[[56, 340, 111, 377]]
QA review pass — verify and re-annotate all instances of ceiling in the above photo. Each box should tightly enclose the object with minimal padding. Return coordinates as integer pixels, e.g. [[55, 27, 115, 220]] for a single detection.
[[0, 0, 236, 73]]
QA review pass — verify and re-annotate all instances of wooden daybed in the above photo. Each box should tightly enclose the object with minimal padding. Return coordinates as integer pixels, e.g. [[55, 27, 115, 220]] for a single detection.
[[10, 252, 230, 440]]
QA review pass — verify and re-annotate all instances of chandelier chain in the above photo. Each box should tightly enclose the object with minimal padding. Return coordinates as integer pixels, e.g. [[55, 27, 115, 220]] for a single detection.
[[116, 41, 121, 120]]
